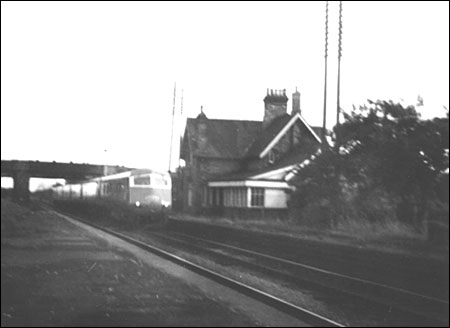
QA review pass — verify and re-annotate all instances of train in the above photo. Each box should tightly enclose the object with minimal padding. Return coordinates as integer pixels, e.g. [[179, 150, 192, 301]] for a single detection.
[[52, 169, 172, 210]]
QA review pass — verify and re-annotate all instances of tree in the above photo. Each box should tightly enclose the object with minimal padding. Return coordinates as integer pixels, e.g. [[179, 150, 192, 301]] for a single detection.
[[291, 100, 449, 232], [340, 101, 448, 226]]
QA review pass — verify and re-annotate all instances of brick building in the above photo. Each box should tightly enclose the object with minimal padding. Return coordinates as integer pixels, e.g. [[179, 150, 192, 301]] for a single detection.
[[175, 89, 322, 218]]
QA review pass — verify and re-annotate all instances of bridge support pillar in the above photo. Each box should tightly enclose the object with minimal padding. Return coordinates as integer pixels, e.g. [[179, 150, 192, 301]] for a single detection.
[[13, 171, 30, 202]]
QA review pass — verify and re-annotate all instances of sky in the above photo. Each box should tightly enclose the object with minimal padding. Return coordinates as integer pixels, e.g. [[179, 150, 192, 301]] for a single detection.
[[1, 1, 449, 174]]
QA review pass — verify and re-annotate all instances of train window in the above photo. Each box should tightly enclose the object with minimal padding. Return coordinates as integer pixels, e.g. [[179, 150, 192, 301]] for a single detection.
[[152, 174, 169, 186], [134, 175, 151, 185]]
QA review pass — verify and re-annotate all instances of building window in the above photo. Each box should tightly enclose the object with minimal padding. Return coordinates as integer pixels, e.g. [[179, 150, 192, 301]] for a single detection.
[[268, 150, 275, 164], [222, 187, 248, 208], [212, 188, 217, 206], [211, 188, 224, 207], [239, 188, 246, 207], [213, 188, 218, 206], [250, 188, 264, 207], [188, 185, 193, 207]]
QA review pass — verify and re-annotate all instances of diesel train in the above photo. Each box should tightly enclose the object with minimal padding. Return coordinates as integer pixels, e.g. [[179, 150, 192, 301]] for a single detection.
[[52, 169, 172, 210]]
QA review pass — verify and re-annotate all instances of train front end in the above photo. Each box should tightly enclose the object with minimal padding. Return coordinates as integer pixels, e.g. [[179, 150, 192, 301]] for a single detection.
[[129, 171, 172, 211]]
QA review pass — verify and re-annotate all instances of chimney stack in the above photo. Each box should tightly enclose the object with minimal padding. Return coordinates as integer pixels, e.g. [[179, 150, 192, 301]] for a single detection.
[[292, 87, 301, 115], [263, 89, 288, 128]]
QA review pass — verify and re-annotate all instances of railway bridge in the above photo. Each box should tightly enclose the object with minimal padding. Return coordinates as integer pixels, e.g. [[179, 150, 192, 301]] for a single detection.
[[1, 160, 132, 201]]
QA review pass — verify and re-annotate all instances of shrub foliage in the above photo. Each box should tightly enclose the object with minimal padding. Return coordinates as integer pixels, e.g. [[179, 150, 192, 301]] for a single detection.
[[290, 101, 449, 240]]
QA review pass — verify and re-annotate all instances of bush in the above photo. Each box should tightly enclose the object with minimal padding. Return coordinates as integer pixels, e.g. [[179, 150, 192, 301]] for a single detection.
[[354, 188, 398, 223]]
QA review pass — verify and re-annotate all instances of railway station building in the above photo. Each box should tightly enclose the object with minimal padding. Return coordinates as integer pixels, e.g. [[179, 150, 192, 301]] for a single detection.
[[175, 89, 323, 219]]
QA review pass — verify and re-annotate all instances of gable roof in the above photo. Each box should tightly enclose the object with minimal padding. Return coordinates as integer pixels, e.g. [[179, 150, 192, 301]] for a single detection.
[[245, 113, 321, 159], [181, 111, 322, 161], [311, 126, 326, 139], [182, 118, 262, 159], [245, 114, 292, 158]]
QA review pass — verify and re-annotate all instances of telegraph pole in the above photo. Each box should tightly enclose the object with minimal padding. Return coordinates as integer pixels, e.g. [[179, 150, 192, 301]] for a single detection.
[[322, 1, 329, 148], [179, 89, 184, 169], [336, 1, 343, 147], [168, 82, 177, 172]]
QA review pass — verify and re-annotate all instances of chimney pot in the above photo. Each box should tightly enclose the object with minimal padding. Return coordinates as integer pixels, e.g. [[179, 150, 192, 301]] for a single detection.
[[263, 87, 289, 128]]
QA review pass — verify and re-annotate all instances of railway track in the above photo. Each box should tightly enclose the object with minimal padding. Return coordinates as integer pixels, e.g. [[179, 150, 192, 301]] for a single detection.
[[46, 207, 344, 327], [167, 218, 449, 301], [146, 230, 448, 327], [44, 201, 448, 327]]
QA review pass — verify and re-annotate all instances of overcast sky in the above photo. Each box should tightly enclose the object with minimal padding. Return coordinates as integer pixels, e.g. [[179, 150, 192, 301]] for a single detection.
[[1, 1, 449, 172]]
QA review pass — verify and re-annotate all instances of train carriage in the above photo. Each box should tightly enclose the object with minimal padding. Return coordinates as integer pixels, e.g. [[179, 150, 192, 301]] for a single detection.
[[53, 169, 172, 210]]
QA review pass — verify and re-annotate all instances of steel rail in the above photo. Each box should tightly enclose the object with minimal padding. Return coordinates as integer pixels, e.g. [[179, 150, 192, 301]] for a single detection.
[[48, 208, 345, 327], [148, 231, 448, 326], [167, 218, 447, 299], [168, 230, 449, 306]]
